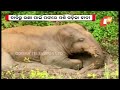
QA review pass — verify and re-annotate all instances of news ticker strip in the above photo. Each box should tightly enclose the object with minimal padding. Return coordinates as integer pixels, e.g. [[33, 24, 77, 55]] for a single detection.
[[5, 15, 96, 21]]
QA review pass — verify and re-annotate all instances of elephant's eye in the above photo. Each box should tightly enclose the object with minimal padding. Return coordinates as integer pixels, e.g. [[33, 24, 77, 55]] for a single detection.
[[78, 38, 84, 42], [70, 34, 73, 37]]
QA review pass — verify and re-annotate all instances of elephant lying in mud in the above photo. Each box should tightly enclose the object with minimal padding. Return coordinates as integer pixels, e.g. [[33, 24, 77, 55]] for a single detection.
[[2, 23, 105, 71]]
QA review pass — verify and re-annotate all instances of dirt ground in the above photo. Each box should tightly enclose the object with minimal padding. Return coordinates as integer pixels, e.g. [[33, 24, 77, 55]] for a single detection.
[[2, 52, 118, 79]]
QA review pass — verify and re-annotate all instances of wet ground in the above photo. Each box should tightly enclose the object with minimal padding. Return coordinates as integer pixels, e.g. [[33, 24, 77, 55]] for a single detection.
[[2, 52, 118, 79]]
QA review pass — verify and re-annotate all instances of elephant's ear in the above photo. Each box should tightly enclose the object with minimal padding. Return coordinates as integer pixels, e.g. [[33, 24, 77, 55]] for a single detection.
[[59, 28, 71, 37], [57, 27, 75, 49], [58, 27, 75, 38]]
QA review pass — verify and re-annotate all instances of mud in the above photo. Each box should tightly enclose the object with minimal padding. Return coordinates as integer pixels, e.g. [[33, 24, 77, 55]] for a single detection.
[[2, 52, 117, 79]]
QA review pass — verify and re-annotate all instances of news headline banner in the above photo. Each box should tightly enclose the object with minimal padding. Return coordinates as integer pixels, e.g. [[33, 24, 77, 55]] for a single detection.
[[5, 15, 96, 21]]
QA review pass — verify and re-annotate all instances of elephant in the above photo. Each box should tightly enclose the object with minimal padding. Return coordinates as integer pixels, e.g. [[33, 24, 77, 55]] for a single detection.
[[2, 23, 105, 70]]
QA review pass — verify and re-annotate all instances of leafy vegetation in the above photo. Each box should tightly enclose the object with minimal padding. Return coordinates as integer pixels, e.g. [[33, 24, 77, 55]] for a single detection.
[[2, 69, 63, 79], [1, 11, 119, 79]]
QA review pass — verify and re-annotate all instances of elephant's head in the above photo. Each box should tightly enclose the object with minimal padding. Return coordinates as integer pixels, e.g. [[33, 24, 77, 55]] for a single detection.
[[57, 23, 104, 59]]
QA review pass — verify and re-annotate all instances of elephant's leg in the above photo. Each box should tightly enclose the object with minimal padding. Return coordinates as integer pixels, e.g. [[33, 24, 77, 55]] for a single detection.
[[40, 53, 83, 70], [2, 49, 18, 70]]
